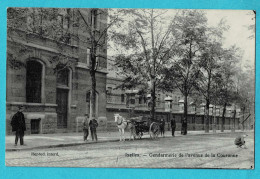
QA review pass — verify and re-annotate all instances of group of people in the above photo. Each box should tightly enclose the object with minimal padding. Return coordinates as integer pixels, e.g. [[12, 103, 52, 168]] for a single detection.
[[82, 114, 99, 142], [159, 118, 176, 137]]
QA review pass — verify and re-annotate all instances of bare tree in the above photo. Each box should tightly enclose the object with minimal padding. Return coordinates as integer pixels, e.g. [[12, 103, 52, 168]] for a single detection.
[[161, 10, 208, 135], [112, 9, 175, 120], [215, 46, 240, 132]]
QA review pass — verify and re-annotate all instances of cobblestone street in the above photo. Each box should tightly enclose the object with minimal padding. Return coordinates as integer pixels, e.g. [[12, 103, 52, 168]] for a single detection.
[[6, 132, 254, 169]]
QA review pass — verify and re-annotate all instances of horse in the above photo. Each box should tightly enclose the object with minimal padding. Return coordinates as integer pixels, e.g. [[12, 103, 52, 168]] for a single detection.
[[114, 114, 135, 141]]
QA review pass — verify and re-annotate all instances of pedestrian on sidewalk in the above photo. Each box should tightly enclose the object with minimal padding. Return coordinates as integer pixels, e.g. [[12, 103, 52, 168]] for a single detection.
[[83, 114, 89, 141], [11, 105, 26, 146], [171, 117, 176, 137], [89, 117, 98, 141], [160, 118, 165, 137], [234, 134, 248, 149], [181, 120, 187, 135]]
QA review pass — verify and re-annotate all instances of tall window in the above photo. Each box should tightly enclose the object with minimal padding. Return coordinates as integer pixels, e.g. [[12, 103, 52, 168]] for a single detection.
[[26, 60, 42, 103], [56, 68, 70, 128], [139, 95, 142, 104], [91, 9, 98, 29], [121, 94, 125, 103]]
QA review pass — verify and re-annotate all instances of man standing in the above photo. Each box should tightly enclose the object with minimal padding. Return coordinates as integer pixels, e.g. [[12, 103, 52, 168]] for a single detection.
[[89, 117, 98, 141], [11, 106, 26, 146], [171, 117, 176, 137], [160, 118, 165, 137], [82, 114, 89, 141]]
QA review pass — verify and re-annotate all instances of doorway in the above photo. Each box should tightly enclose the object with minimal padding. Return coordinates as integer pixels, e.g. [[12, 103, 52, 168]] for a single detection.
[[56, 88, 68, 128]]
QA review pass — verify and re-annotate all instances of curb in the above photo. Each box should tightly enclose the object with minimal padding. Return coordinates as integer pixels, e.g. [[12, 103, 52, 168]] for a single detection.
[[6, 139, 119, 152], [6, 131, 247, 152]]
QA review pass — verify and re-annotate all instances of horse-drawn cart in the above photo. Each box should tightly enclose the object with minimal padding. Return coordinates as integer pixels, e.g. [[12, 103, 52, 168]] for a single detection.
[[130, 116, 160, 139], [114, 114, 160, 141]]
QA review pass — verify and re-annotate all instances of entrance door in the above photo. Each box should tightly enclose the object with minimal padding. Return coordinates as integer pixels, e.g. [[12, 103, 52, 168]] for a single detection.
[[56, 88, 68, 128]]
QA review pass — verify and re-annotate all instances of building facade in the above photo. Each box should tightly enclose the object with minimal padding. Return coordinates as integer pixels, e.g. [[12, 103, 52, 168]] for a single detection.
[[6, 8, 108, 134]]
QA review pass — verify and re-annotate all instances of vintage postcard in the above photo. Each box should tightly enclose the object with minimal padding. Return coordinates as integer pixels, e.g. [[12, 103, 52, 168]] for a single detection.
[[5, 7, 255, 169]]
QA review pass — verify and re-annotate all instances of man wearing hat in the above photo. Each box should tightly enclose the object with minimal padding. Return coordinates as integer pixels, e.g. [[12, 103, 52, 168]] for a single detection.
[[11, 105, 26, 146], [171, 117, 176, 137], [89, 116, 98, 141]]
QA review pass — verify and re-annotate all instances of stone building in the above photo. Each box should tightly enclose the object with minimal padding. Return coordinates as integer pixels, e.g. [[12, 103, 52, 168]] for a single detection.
[[6, 8, 108, 134]]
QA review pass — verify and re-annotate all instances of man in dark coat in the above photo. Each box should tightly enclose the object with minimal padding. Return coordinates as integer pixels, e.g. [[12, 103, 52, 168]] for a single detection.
[[89, 117, 98, 141], [11, 106, 26, 146], [171, 118, 176, 137], [160, 118, 165, 137]]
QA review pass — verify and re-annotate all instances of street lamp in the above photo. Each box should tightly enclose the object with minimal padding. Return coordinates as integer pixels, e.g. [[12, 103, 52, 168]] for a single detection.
[[215, 105, 220, 131], [231, 104, 237, 132], [165, 96, 173, 131], [146, 93, 155, 119], [200, 103, 206, 130], [178, 99, 184, 113], [178, 99, 185, 134], [209, 104, 214, 130], [236, 108, 241, 130], [165, 96, 173, 112], [209, 104, 214, 116], [200, 103, 206, 115], [226, 106, 232, 130]]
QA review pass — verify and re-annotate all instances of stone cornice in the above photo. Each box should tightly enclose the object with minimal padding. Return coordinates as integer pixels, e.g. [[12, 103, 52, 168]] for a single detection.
[[6, 102, 58, 107], [76, 62, 108, 74]]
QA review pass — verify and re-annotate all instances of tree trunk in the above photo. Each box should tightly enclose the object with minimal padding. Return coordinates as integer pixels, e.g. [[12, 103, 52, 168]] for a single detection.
[[205, 99, 210, 133], [221, 102, 227, 132], [242, 108, 245, 131], [151, 79, 156, 121], [232, 108, 236, 132], [213, 104, 216, 133], [181, 94, 188, 135], [90, 71, 96, 120]]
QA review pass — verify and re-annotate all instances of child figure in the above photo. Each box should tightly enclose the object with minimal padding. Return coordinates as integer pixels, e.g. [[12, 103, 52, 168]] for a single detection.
[[82, 114, 89, 141], [234, 134, 248, 149]]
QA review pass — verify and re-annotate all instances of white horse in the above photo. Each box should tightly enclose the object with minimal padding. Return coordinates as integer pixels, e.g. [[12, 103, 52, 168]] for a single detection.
[[114, 114, 135, 141]]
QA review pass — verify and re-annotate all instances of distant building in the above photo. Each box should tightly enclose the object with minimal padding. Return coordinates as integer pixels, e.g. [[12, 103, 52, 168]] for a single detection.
[[105, 57, 239, 131], [6, 8, 108, 134]]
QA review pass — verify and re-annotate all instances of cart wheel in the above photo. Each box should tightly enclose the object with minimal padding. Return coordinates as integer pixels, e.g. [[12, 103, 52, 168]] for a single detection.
[[150, 122, 160, 139]]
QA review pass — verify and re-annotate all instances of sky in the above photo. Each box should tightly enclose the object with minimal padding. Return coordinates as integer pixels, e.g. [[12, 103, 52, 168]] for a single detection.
[[206, 10, 255, 69]]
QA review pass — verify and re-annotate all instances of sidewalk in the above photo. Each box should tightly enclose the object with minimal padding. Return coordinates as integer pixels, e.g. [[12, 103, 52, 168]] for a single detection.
[[6, 130, 247, 151]]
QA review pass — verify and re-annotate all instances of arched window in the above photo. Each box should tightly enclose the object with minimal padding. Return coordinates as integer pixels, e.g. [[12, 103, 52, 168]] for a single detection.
[[26, 60, 42, 103]]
